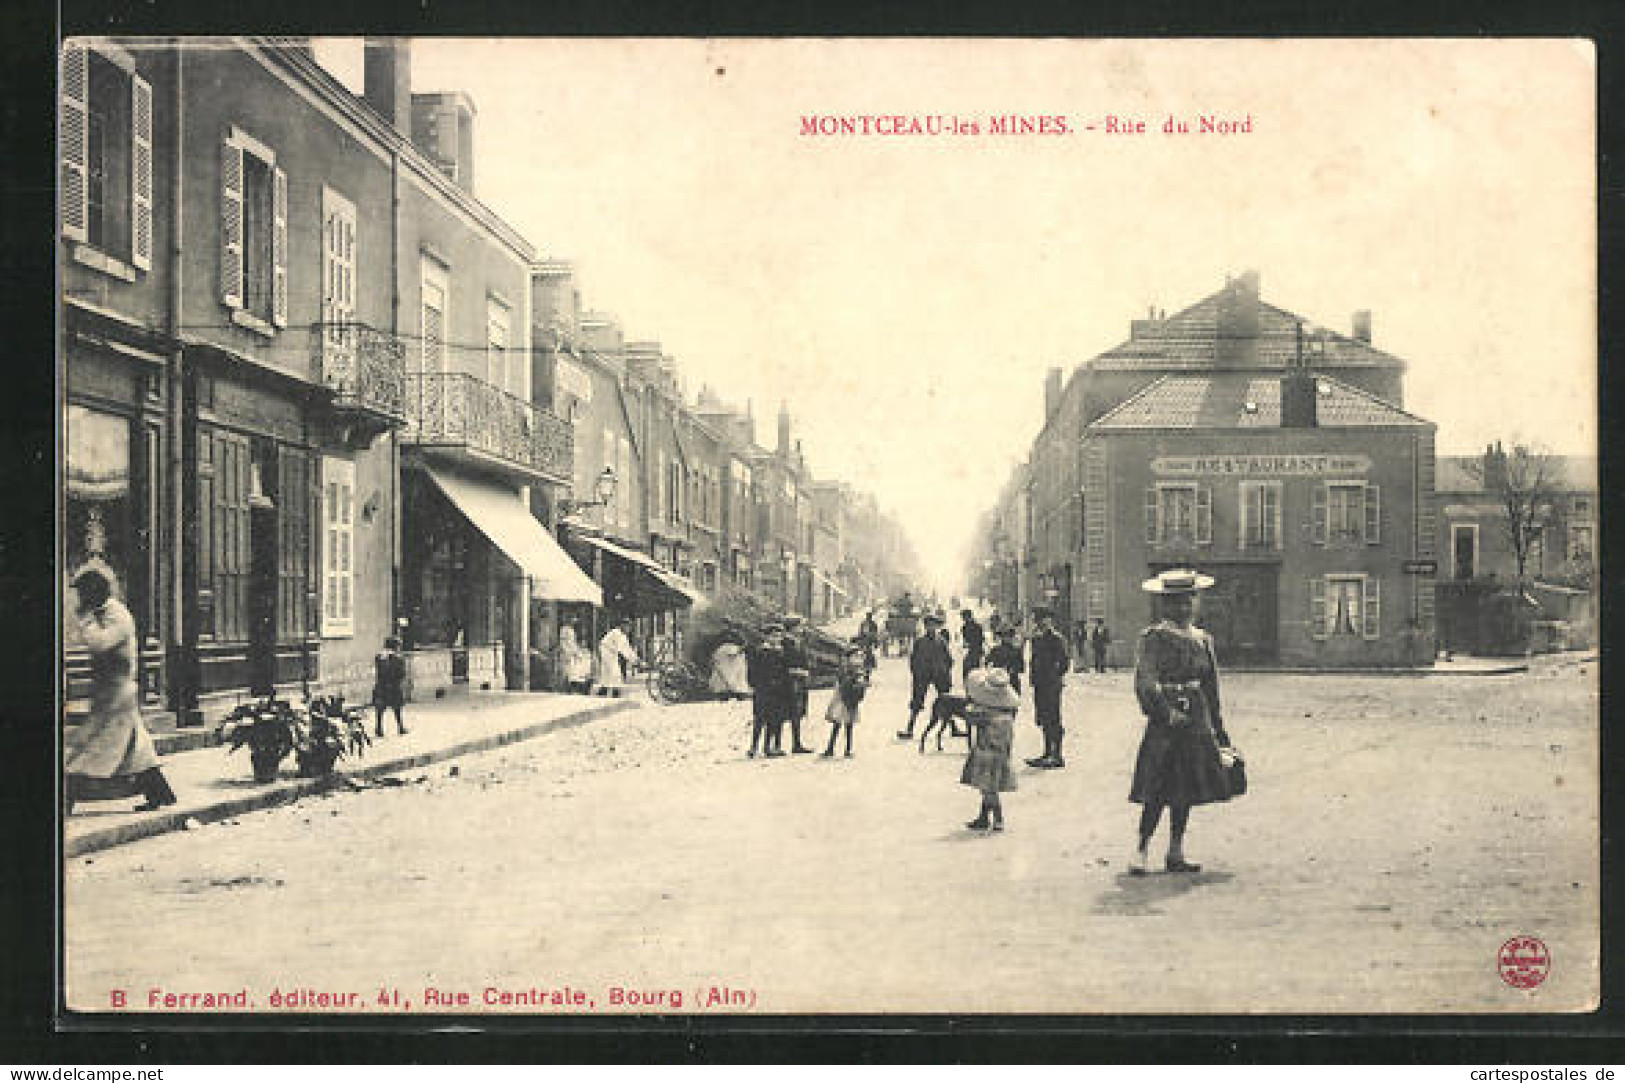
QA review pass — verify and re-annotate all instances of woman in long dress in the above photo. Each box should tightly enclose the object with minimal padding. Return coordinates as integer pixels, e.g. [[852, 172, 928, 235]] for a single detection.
[[1128, 569, 1233, 874], [558, 623, 593, 693], [64, 565, 177, 813]]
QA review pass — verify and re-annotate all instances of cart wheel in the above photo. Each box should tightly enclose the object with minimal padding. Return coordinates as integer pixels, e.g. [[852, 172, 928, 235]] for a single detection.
[[652, 664, 688, 705]]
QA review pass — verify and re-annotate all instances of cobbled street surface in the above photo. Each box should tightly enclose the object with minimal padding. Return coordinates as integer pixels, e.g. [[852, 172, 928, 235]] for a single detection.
[[64, 656, 1598, 1015]]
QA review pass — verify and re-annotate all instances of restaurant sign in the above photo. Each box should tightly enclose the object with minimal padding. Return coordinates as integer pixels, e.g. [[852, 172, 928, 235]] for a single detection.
[[1152, 453, 1371, 477]]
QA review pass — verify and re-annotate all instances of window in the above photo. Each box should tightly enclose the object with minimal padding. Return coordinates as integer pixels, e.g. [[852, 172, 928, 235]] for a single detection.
[[420, 258, 448, 372], [1240, 481, 1283, 550], [1451, 523, 1478, 580], [487, 298, 514, 394], [221, 128, 286, 327], [617, 435, 632, 527], [1570, 524, 1593, 560], [1313, 481, 1380, 546], [61, 45, 151, 270], [321, 456, 355, 638], [1310, 574, 1380, 641], [320, 188, 357, 370], [1145, 483, 1211, 546]]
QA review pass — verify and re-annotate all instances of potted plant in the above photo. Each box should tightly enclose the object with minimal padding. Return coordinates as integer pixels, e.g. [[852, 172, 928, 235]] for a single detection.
[[217, 696, 302, 782], [296, 694, 372, 778]]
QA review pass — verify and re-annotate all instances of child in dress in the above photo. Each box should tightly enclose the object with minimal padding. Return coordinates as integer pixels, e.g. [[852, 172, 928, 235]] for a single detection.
[[960, 667, 1020, 832], [820, 645, 871, 758]]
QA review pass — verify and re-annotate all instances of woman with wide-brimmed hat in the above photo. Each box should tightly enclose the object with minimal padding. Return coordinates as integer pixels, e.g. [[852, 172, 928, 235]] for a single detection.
[[64, 562, 177, 814], [960, 666, 1021, 833], [1128, 569, 1234, 874]]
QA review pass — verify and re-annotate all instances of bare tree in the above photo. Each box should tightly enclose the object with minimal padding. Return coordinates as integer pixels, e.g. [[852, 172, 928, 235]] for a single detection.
[[1464, 441, 1558, 586]]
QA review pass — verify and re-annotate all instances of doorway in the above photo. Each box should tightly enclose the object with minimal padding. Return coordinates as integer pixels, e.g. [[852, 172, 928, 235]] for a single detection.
[[1149, 562, 1278, 664]]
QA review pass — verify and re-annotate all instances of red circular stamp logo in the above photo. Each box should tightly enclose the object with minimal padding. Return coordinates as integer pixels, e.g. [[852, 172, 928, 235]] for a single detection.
[[1498, 936, 1551, 989]]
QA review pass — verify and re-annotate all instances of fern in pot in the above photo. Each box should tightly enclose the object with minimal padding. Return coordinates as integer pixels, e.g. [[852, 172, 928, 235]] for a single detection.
[[296, 694, 372, 778], [217, 696, 302, 783]]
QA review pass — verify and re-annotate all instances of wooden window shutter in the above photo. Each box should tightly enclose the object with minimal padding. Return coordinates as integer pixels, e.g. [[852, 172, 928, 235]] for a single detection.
[[60, 46, 89, 243], [1309, 577, 1327, 641], [1310, 482, 1327, 545], [1365, 484, 1381, 545], [1144, 486, 1158, 545], [1238, 484, 1254, 549], [1269, 483, 1283, 551], [130, 72, 153, 270], [1362, 578, 1381, 640], [220, 139, 244, 309], [1196, 484, 1213, 546], [271, 166, 288, 327], [195, 430, 216, 636]]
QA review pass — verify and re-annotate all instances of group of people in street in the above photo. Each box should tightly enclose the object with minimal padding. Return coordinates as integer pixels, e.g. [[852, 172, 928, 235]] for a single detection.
[[877, 571, 1239, 873], [744, 615, 818, 758]]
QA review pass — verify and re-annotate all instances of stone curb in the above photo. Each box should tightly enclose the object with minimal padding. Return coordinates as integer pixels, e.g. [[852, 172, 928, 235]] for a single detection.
[[65, 699, 639, 859]]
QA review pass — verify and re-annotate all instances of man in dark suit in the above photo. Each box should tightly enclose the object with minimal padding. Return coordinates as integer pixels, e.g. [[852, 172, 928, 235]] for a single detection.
[[747, 623, 789, 758], [897, 612, 952, 740], [986, 623, 1025, 693], [781, 614, 814, 754], [959, 609, 986, 682], [1025, 607, 1071, 769]]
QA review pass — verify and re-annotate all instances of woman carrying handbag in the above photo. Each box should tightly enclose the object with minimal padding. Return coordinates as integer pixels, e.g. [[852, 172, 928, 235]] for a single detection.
[[1127, 569, 1239, 875]]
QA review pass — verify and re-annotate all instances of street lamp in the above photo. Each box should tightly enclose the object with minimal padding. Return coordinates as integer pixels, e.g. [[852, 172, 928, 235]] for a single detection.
[[558, 466, 619, 519]]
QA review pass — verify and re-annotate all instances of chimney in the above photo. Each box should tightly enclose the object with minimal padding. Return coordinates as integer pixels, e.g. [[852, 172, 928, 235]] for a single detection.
[[411, 92, 478, 193], [777, 401, 792, 456], [1352, 309, 1372, 344], [1130, 304, 1164, 339], [363, 38, 413, 136], [1280, 320, 1318, 428], [1215, 270, 1261, 367], [1043, 367, 1063, 421]]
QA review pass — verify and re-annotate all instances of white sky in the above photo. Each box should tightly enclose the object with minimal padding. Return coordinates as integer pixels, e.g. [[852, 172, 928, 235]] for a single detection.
[[312, 38, 1596, 594]]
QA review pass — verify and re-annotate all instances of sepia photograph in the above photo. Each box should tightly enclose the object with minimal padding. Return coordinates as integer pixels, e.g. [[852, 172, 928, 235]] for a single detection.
[[56, 36, 1598, 1017]]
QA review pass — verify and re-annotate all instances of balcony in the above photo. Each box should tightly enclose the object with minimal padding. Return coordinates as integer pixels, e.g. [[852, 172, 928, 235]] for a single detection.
[[312, 321, 407, 450], [403, 371, 573, 485]]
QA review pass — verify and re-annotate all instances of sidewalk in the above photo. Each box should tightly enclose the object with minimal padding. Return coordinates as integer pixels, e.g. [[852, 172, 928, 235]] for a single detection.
[[65, 690, 641, 859]]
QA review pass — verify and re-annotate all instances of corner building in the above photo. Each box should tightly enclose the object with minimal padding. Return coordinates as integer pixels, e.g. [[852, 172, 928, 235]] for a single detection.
[[1035, 272, 1438, 668]]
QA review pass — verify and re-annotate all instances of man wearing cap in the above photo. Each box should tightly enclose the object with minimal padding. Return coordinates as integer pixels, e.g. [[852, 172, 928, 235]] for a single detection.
[[959, 609, 986, 683], [747, 623, 789, 758], [898, 612, 953, 740], [1025, 606, 1072, 769], [781, 614, 815, 754]]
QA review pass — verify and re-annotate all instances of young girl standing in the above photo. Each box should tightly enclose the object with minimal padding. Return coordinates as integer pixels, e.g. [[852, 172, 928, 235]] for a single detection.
[[820, 644, 871, 758], [960, 667, 1020, 832]]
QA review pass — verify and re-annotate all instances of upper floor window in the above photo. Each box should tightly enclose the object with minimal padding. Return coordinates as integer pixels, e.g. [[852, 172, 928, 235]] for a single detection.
[[320, 187, 357, 367], [221, 127, 287, 328], [1145, 482, 1211, 547], [486, 298, 516, 395], [1312, 481, 1380, 546], [1570, 524, 1593, 560], [1239, 480, 1283, 550], [419, 257, 448, 372], [61, 45, 152, 271]]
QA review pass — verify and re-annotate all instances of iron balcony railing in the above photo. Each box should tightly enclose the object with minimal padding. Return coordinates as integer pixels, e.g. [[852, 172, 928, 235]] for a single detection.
[[403, 370, 573, 483], [312, 321, 408, 422]]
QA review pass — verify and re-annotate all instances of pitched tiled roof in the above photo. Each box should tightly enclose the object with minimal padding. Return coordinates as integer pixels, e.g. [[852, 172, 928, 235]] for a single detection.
[[1088, 374, 1430, 431], [1089, 289, 1406, 373]]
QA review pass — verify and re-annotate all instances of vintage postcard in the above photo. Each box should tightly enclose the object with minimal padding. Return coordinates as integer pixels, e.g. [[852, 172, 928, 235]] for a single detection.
[[58, 37, 1597, 1017]]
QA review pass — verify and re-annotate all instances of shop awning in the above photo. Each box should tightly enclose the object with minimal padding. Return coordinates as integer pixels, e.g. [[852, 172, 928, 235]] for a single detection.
[[424, 467, 602, 604], [812, 567, 848, 597], [570, 531, 705, 608]]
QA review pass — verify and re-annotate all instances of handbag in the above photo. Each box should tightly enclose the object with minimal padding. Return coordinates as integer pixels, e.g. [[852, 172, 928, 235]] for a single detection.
[[1219, 745, 1248, 797]]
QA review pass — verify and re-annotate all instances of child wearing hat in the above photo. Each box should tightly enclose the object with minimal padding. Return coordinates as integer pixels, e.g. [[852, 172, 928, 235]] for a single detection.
[[960, 667, 1021, 833], [820, 642, 871, 758]]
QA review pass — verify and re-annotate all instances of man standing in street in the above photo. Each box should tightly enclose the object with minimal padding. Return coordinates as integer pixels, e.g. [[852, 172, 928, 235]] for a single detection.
[[781, 615, 815, 754], [1089, 618, 1113, 673], [747, 622, 789, 758], [959, 609, 986, 683], [986, 623, 1025, 694], [898, 612, 953, 740], [1025, 606, 1072, 769]]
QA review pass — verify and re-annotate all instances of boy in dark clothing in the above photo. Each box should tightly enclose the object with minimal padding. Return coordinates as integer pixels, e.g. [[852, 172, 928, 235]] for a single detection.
[[898, 614, 953, 739], [959, 609, 986, 682], [1025, 608, 1071, 769], [746, 624, 788, 758], [986, 625, 1025, 693], [1089, 619, 1113, 672], [781, 616, 814, 753], [372, 636, 408, 737]]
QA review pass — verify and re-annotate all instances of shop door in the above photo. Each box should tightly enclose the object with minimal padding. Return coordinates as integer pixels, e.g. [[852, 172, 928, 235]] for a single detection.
[[248, 501, 280, 694]]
